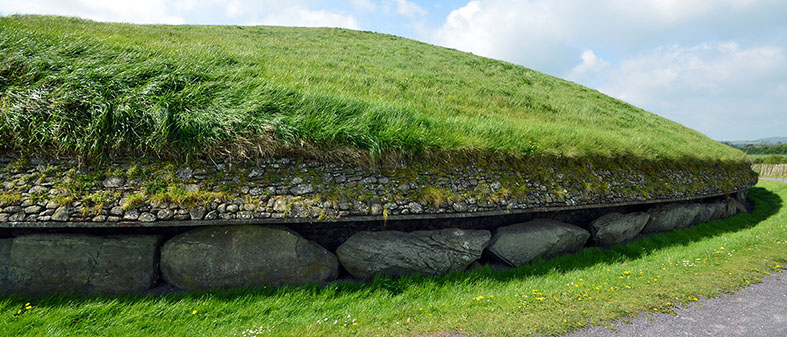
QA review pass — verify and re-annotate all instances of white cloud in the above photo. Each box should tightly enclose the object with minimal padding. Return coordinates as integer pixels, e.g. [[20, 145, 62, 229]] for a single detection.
[[0, 0, 185, 24], [430, 0, 787, 74], [432, 0, 571, 73], [0, 0, 360, 28], [394, 0, 426, 18], [596, 42, 787, 140], [250, 6, 360, 29], [567, 50, 610, 83]]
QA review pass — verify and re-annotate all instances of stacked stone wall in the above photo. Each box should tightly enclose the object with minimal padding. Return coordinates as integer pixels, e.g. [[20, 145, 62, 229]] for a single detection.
[[0, 156, 756, 225], [0, 156, 756, 294]]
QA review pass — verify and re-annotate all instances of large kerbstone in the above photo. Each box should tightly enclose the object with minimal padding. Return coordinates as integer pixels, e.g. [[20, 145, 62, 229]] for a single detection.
[[736, 189, 748, 204], [487, 219, 590, 267], [336, 228, 491, 279], [676, 203, 702, 228], [641, 203, 700, 234], [0, 239, 11, 291], [589, 212, 650, 246], [725, 197, 747, 218], [5, 234, 160, 294], [709, 201, 728, 220], [160, 225, 338, 290], [692, 203, 715, 225], [693, 201, 730, 225]]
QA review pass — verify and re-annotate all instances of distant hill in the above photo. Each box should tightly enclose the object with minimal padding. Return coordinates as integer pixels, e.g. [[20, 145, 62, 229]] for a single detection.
[[725, 137, 787, 147]]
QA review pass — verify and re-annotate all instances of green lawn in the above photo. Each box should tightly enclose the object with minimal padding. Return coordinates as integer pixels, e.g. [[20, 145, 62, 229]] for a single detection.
[[0, 15, 744, 164], [2, 180, 785, 336], [749, 154, 787, 164]]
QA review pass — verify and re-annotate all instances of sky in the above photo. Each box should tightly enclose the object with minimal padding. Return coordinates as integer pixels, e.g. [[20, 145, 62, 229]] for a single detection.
[[1, 0, 785, 141]]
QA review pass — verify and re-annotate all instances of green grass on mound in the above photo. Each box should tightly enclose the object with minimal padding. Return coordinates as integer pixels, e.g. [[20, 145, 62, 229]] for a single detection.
[[1, 181, 785, 336], [0, 15, 745, 163]]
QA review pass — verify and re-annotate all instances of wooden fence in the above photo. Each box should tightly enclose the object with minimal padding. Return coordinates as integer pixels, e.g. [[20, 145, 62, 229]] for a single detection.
[[752, 164, 787, 177]]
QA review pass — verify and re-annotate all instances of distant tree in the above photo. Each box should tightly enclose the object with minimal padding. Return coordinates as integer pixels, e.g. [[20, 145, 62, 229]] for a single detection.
[[742, 144, 787, 155], [753, 155, 787, 164]]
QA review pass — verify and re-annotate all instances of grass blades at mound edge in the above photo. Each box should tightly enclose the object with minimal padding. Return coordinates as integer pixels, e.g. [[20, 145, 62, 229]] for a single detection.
[[0, 15, 745, 164], [0, 181, 785, 336]]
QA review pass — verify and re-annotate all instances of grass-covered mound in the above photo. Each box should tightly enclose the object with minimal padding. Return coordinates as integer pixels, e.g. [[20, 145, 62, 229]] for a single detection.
[[0, 15, 745, 164]]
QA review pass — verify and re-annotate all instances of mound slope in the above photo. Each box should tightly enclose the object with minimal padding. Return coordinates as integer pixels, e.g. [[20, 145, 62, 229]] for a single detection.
[[0, 15, 744, 164]]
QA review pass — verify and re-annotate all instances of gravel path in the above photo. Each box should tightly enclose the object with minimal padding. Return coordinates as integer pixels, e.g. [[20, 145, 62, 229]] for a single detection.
[[563, 271, 787, 337], [566, 178, 787, 337], [760, 177, 787, 183]]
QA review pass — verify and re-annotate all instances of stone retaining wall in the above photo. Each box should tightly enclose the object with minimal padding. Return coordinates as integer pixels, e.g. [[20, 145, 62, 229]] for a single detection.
[[0, 156, 755, 294], [0, 191, 749, 294], [0, 156, 755, 226]]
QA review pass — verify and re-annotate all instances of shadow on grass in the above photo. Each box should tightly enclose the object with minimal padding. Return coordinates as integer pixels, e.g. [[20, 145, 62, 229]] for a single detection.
[[6, 186, 783, 307]]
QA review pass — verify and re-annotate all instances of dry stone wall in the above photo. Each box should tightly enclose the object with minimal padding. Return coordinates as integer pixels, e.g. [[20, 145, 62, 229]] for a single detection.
[[0, 156, 755, 226], [0, 156, 756, 294]]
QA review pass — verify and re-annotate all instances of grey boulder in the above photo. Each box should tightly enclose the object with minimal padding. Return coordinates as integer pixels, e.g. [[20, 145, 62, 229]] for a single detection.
[[160, 225, 338, 290], [693, 202, 729, 225], [589, 212, 650, 246], [709, 201, 728, 220], [487, 219, 590, 267], [0, 238, 11, 291], [725, 197, 747, 218], [692, 203, 714, 225], [336, 228, 491, 279], [4, 234, 160, 294], [676, 203, 702, 228], [735, 189, 748, 204], [641, 203, 700, 234]]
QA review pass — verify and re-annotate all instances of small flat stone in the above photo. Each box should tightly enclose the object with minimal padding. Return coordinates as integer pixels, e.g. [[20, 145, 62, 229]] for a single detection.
[[110, 206, 124, 216], [407, 202, 423, 214], [189, 207, 206, 220], [8, 213, 25, 222], [102, 176, 125, 188], [290, 184, 314, 195], [370, 204, 383, 216], [156, 209, 174, 220], [28, 186, 48, 194], [176, 168, 193, 180], [123, 209, 140, 220], [51, 206, 71, 222], [2, 206, 21, 213], [138, 212, 156, 222], [24, 205, 43, 214], [204, 211, 218, 220]]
